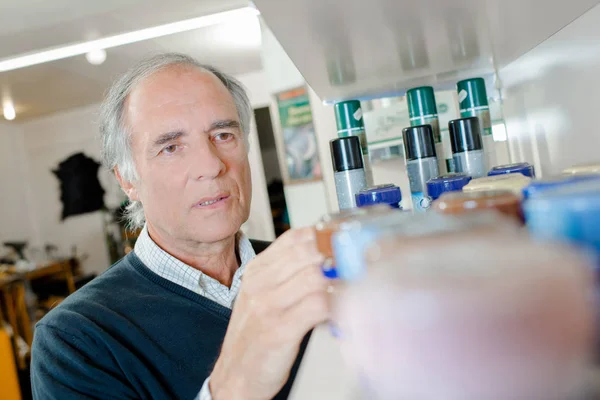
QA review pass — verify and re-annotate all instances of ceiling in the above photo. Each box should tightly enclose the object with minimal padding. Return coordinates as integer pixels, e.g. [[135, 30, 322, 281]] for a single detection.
[[255, 0, 600, 103], [0, 0, 262, 121]]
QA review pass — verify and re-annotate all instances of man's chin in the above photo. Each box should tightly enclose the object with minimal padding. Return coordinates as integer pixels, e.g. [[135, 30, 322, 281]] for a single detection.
[[186, 217, 242, 244]]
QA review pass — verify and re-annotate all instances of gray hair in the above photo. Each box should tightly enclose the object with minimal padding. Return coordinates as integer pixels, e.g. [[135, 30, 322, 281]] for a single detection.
[[100, 53, 252, 230]]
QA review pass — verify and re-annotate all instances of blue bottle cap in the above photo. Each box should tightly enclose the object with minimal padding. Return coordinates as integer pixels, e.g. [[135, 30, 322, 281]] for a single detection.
[[524, 180, 600, 254], [355, 184, 402, 208], [488, 162, 536, 178], [426, 173, 472, 200], [522, 174, 600, 199]]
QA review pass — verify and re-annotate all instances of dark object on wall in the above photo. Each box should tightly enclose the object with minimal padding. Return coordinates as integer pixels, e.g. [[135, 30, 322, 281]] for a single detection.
[[53, 152, 105, 220], [3, 241, 27, 260]]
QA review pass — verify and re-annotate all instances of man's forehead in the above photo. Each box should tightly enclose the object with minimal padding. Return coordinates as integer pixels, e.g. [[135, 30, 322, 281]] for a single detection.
[[126, 65, 234, 113]]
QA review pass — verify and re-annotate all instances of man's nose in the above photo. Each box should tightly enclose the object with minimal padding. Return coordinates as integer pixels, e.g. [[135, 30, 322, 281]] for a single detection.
[[189, 140, 226, 180]]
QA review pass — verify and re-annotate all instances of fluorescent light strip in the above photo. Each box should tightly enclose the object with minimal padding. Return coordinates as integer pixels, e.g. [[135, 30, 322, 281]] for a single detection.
[[0, 6, 260, 73]]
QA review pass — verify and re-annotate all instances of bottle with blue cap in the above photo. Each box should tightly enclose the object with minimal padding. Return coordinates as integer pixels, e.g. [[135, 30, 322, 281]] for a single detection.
[[355, 184, 402, 209], [426, 173, 472, 201], [488, 162, 536, 178]]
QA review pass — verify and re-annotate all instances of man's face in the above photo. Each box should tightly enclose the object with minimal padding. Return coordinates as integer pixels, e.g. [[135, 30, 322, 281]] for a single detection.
[[122, 66, 252, 244]]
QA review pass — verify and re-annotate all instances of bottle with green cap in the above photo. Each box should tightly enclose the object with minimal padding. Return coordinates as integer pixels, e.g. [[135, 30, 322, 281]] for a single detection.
[[334, 100, 373, 185], [406, 86, 452, 174], [456, 77, 496, 169]]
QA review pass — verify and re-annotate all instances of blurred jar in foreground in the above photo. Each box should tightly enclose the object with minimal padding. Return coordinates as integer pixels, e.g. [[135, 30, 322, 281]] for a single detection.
[[433, 190, 523, 224], [335, 233, 595, 400], [463, 173, 531, 197], [563, 163, 600, 176], [330, 209, 410, 281]]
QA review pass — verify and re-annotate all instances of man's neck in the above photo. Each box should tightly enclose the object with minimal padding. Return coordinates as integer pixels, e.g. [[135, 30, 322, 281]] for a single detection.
[[146, 223, 239, 287]]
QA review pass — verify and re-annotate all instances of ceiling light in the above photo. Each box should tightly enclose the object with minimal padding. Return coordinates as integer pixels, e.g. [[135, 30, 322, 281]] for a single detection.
[[0, 7, 260, 73], [86, 49, 107, 65], [3, 104, 16, 120]]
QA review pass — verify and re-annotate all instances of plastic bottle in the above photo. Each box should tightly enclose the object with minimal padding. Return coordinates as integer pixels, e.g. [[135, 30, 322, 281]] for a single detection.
[[426, 173, 472, 201], [406, 86, 451, 174], [488, 162, 536, 178], [402, 125, 440, 212], [355, 184, 402, 209], [448, 117, 486, 178], [457, 77, 496, 169], [330, 136, 368, 210], [334, 100, 374, 185]]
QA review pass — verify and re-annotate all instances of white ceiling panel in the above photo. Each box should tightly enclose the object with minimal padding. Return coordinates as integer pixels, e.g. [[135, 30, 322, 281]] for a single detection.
[[254, 0, 600, 103], [0, 0, 261, 121]]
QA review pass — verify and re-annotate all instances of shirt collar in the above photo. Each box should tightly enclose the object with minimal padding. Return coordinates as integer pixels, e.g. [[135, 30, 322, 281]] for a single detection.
[[133, 225, 256, 306]]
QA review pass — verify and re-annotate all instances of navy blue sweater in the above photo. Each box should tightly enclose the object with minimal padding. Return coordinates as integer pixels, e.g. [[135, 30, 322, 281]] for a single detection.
[[30, 250, 308, 399]]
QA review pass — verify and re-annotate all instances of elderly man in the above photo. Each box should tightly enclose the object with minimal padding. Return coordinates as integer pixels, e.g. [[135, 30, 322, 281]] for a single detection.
[[30, 53, 329, 399]]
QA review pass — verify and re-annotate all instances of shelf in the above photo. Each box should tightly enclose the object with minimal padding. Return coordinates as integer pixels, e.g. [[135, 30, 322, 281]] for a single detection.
[[254, 0, 599, 103]]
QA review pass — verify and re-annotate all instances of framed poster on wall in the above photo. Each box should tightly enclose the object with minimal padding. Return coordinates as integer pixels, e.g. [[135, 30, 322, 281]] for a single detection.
[[276, 86, 322, 183]]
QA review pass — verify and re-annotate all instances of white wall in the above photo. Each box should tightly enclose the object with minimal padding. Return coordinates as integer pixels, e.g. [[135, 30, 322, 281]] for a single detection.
[[500, 4, 600, 176], [0, 122, 36, 243], [260, 21, 333, 227], [236, 70, 277, 241], [18, 104, 121, 275]]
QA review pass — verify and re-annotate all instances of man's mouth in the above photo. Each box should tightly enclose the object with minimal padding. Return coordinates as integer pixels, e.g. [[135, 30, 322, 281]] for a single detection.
[[195, 195, 230, 208]]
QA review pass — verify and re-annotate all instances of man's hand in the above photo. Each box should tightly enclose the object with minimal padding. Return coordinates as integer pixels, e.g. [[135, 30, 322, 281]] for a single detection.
[[210, 227, 329, 400]]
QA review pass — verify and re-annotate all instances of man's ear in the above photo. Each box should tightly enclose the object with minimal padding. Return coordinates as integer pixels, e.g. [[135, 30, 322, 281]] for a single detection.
[[114, 167, 140, 201]]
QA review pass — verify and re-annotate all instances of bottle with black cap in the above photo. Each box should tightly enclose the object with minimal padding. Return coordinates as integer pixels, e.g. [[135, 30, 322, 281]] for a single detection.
[[330, 136, 368, 210], [448, 117, 486, 178], [402, 124, 440, 212]]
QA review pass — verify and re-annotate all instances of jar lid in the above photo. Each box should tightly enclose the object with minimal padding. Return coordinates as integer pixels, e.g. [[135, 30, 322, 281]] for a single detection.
[[522, 175, 600, 199], [433, 190, 522, 223], [463, 174, 532, 197], [315, 205, 392, 258], [356, 184, 402, 208], [488, 162, 536, 178], [426, 173, 473, 200]]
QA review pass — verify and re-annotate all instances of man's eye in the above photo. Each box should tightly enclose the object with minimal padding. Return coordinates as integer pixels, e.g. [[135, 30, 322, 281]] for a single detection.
[[162, 144, 178, 154], [214, 132, 234, 142]]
